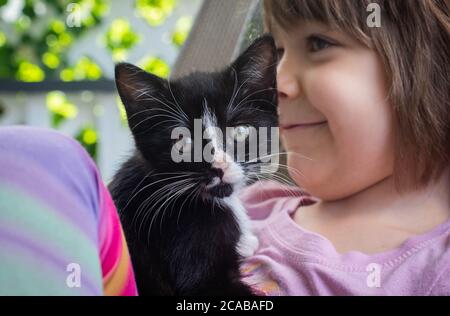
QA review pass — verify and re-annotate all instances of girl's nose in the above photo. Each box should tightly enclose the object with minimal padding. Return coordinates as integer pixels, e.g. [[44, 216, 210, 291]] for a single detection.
[[277, 59, 302, 102]]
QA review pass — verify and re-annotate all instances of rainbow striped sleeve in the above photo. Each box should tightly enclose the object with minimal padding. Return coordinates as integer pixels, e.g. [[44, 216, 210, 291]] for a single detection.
[[0, 126, 137, 296], [98, 182, 137, 295]]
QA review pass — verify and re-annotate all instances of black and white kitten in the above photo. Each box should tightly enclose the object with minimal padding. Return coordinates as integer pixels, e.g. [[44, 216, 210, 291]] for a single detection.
[[109, 35, 278, 296]]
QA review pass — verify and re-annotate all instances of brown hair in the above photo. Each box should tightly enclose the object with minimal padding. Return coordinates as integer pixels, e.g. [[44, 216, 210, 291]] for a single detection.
[[264, 0, 450, 192]]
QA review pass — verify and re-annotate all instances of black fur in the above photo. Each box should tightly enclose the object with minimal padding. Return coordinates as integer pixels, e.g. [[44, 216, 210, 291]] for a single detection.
[[109, 35, 278, 295]]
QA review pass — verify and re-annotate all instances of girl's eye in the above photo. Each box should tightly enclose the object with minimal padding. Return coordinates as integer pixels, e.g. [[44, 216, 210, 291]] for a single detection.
[[232, 125, 250, 142], [174, 136, 192, 154], [307, 35, 335, 53]]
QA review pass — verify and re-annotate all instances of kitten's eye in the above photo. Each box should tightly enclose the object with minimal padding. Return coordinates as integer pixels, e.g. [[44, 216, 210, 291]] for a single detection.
[[307, 35, 335, 53], [174, 136, 192, 154], [232, 125, 250, 142]]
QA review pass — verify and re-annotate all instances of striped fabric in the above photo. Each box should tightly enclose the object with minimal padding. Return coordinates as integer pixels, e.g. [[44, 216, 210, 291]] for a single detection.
[[0, 126, 137, 296]]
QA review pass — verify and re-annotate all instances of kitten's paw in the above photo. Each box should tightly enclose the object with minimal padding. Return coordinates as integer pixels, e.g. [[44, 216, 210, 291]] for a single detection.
[[237, 233, 259, 258]]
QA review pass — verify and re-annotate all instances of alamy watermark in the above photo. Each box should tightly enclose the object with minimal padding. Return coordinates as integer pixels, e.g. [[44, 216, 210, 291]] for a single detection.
[[66, 263, 81, 288], [66, 3, 82, 28], [366, 263, 382, 288], [367, 3, 381, 28]]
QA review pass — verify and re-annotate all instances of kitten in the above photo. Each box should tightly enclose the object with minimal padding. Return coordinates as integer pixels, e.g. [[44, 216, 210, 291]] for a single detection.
[[109, 35, 278, 295]]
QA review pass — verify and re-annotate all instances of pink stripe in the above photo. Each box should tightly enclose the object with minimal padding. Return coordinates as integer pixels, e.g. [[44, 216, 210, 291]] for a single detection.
[[120, 264, 139, 296], [97, 179, 137, 295], [99, 184, 122, 279]]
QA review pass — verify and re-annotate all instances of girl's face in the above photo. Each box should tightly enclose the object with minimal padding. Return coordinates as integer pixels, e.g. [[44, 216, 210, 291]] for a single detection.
[[274, 21, 395, 200]]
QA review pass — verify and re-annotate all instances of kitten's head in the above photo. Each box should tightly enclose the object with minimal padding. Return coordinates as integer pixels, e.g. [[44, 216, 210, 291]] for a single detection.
[[115, 35, 278, 200]]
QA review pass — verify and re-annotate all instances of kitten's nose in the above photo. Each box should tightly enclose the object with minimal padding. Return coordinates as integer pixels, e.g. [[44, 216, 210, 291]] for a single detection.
[[213, 151, 229, 171], [209, 167, 224, 180]]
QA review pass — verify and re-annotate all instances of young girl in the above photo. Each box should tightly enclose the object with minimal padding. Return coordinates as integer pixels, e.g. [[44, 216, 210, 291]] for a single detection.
[[239, 0, 450, 295], [1, 0, 448, 297]]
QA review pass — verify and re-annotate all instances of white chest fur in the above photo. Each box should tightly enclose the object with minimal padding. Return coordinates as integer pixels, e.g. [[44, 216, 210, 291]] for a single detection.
[[223, 195, 259, 258]]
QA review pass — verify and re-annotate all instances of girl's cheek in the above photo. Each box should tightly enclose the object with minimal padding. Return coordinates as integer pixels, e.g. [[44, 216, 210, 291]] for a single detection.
[[304, 66, 358, 136], [305, 58, 391, 135]]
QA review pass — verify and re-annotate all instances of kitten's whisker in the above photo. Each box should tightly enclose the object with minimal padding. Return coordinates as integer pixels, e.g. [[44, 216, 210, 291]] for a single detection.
[[227, 59, 278, 116], [232, 87, 277, 111], [226, 72, 254, 114], [145, 180, 196, 238], [238, 99, 277, 108], [158, 182, 197, 234], [138, 179, 194, 237], [125, 173, 193, 213], [244, 162, 305, 180], [176, 185, 200, 230], [131, 115, 184, 132], [227, 104, 276, 121], [225, 66, 239, 114], [241, 151, 314, 164], [117, 80, 185, 123], [143, 120, 183, 133], [118, 169, 155, 215], [128, 108, 187, 125], [131, 176, 197, 229], [245, 173, 299, 198], [167, 77, 190, 122], [133, 86, 187, 123]]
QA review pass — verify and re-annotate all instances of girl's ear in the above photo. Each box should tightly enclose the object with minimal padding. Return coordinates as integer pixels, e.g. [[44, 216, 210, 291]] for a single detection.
[[230, 34, 278, 94], [115, 62, 167, 118]]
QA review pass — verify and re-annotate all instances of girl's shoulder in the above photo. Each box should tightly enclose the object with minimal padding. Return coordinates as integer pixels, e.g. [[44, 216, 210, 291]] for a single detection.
[[238, 180, 317, 220]]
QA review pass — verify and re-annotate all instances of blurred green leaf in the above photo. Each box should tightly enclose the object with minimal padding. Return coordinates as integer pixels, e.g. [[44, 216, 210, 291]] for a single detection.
[[46, 91, 78, 118], [171, 16, 192, 48], [50, 20, 65, 34], [16, 61, 45, 82], [42, 52, 60, 69], [15, 15, 31, 32], [104, 18, 140, 61], [135, 0, 177, 27], [0, 32, 6, 47], [138, 55, 170, 78], [116, 95, 128, 126], [46, 91, 78, 128], [82, 128, 97, 145], [59, 56, 102, 81], [75, 125, 98, 160]]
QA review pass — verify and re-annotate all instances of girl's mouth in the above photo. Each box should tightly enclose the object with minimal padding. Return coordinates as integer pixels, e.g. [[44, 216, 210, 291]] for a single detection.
[[280, 121, 328, 131]]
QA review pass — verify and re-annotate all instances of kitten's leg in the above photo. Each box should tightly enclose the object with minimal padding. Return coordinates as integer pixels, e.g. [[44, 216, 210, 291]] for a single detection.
[[224, 196, 259, 258]]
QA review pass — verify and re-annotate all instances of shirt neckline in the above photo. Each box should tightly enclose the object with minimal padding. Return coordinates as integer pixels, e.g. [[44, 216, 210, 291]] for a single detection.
[[267, 195, 450, 269]]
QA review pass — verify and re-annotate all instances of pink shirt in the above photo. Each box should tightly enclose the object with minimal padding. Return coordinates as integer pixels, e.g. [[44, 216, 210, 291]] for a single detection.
[[239, 181, 450, 296]]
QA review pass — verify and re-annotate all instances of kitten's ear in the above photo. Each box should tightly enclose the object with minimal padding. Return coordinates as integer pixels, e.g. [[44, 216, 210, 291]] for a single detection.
[[115, 62, 166, 116], [230, 34, 277, 93]]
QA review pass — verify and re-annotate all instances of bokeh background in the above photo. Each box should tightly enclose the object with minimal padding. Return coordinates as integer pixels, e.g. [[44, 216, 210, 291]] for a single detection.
[[0, 0, 264, 181]]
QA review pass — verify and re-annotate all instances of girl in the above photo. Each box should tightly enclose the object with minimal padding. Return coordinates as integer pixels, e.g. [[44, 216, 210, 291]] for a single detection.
[[240, 0, 450, 295], [1, 0, 448, 297]]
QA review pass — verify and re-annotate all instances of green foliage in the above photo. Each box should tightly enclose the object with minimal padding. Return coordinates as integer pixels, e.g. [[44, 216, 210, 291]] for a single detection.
[[60, 56, 102, 81], [138, 55, 170, 78], [0, 0, 194, 81], [135, 0, 176, 26], [0, 0, 197, 160], [104, 18, 140, 61], [46, 90, 78, 128], [75, 125, 98, 159], [0, 0, 109, 82], [171, 16, 192, 48], [16, 61, 45, 82], [116, 96, 128, 126]]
